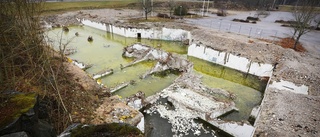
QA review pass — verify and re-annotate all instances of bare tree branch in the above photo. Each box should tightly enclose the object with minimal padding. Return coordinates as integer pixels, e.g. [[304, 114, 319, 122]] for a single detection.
[[291, 0, 318, 50], [141, 0, 152, 20]]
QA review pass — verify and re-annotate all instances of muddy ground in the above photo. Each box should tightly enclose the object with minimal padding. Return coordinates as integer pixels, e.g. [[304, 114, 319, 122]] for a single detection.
[[44, 9, 320, 136]]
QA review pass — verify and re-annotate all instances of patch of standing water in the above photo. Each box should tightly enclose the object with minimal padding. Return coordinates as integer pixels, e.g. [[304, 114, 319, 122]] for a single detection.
[[189, 56, 265, 122], [46, 26, 183, 97]]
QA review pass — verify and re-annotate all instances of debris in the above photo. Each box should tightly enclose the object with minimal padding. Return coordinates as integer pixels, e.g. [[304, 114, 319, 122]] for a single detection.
[[122, 43, 193, 78], [110, 81, 133, 93], [64, 48, 77, 56], [72, 60, 93, 70], [92, 69, 113, 80], [62, 26, 69, 32], [87, 36, 93, 42]]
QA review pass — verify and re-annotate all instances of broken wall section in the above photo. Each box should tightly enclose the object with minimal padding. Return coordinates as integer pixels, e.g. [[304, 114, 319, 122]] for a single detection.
[[79, 19, 191, 42], [188, 43, 274, 77]]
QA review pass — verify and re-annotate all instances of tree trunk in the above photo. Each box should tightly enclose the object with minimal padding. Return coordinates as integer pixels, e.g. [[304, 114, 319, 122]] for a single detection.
[[292, 29, 297, 39], [145, 10, 148, 20], [293, 35, 301, 50]]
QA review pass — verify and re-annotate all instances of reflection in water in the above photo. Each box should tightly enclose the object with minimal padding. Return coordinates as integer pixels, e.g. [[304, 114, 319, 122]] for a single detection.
[[189, 56, 266, 121], [188, 56, 268, 92]]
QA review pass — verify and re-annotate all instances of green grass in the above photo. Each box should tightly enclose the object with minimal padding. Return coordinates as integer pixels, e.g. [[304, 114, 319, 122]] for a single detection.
[[128, 16, 175, 23], [279, 5, 320, 12], [43, 0, 137, 14]]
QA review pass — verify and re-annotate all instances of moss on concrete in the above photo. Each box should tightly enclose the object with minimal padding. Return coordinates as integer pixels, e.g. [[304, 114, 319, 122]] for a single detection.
[[70, 123, 143, 137], [0, 93, 37, 129]]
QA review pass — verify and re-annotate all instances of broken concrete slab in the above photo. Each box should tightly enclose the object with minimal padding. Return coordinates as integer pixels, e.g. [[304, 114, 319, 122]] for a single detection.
[[249, 106, 261, 125], [72, 60, 93, 70], [143, 71, 237, 136], [125, 91, 145, 110], [166, 87, 237, 120], [268, 79, 308, 95], [92, 69, 113, 80], [208, 120, 255, 137], [110, 81, 134, 94], [123, 43, 193, 79]]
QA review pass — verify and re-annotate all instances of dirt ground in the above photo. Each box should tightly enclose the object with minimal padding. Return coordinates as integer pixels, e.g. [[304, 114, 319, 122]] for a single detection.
[[44, 8, 320, 136]]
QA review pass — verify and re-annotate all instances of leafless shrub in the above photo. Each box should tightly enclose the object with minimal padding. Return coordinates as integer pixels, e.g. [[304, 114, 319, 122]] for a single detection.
[[0, 0, 73, 133]]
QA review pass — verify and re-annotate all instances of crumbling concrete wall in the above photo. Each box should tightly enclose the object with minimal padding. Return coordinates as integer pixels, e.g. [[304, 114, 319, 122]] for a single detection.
[[188, 43, 273, 77], [79, 19, 191, 41], [122, 44, 193, 78]]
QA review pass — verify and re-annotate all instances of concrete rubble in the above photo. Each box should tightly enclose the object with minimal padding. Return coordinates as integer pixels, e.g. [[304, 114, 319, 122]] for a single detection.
[[143, 72, 238, 136], [122, 43, 193, 78], [122, 43, 244, 136], [124, 91, 146, 133], [72, 60, 92, 70], [91, 95, 143, 126]]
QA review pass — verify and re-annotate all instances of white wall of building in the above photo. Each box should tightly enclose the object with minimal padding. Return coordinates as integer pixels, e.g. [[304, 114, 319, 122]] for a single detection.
[[188, 43, 274, 77], [79, 19, 191, 42]]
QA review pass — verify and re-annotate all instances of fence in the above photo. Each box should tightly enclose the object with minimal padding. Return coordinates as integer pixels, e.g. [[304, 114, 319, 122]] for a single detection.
[[190, 19, 281, 41]]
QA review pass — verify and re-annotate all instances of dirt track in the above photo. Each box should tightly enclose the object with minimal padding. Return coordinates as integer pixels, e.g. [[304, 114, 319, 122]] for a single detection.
[[44, 8, 320, 136]]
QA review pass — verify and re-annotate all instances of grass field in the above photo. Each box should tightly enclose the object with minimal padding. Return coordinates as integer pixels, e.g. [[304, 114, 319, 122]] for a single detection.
[[42, 0, 207, 15], [128, 16, 175, 23], [43, 0, 137, 14], [279, 5, 320, 12]]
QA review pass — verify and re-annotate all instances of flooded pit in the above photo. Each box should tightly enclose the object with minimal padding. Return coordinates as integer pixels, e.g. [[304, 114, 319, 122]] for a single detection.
[[47, 25, 269, 136], [47, 26, 183, 97], [189, 56, 266, 121]]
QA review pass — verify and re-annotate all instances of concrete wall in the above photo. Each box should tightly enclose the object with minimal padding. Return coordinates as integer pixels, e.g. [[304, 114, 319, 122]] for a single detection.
[[79, 18, 272, 77], [188, 43, 274, 77], [79, 19, 191, 42]]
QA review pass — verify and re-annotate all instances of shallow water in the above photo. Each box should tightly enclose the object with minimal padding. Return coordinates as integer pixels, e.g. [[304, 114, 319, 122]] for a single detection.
[[143, 98, 232, 137], [47, 26, 267, 123], [47, 26, 183, 98], [189, 56, 265, 121]]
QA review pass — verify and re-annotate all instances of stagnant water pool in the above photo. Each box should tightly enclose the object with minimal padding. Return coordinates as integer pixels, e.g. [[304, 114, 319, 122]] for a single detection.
[[47, 25, 267, 128]]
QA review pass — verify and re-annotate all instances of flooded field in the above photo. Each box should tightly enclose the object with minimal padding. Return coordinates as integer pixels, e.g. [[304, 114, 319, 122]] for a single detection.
[[189, 56, 265, 121]]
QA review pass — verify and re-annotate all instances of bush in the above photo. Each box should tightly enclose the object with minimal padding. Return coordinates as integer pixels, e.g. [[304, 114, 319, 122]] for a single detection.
[[247, 16, 259, 21], [217, 9, 227, 16], [157, 13, 170, 18], [174, 6, 188, 16]]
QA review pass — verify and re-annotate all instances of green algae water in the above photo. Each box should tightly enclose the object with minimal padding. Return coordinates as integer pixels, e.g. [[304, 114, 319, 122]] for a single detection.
[[189, 56, 266, 121], [47, 26, 182, 98], [47, 26, 267, 122]]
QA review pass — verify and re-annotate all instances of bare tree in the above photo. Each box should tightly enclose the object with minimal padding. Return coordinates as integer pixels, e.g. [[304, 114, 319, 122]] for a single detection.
[[141, 0, 152, 20], [314, 15, 320, 29], [291, 0, 318, 50], [168, 0, 175, 18]]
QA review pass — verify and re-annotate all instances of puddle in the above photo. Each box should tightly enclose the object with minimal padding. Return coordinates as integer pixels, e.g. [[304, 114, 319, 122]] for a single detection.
[[269, 79, 308, 95]]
